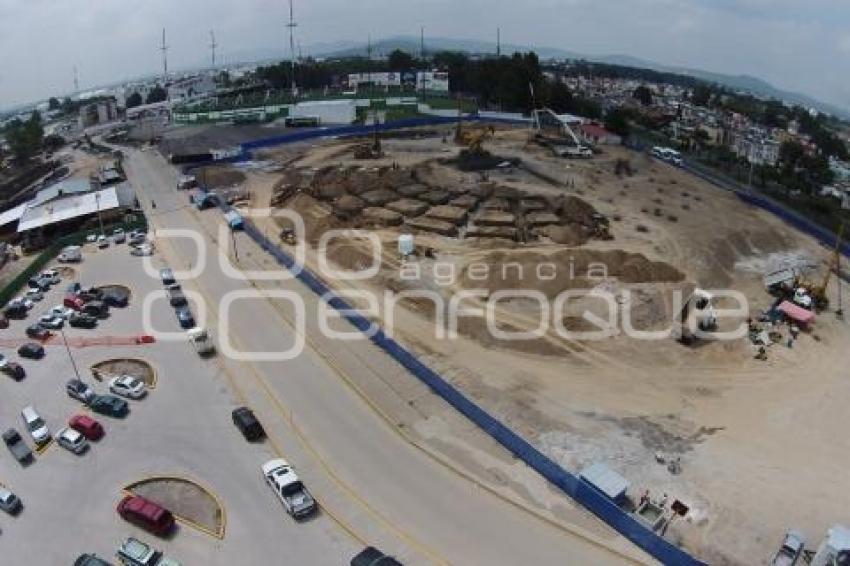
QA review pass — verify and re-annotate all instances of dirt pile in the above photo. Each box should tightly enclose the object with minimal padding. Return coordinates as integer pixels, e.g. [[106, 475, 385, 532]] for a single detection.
[[194, 165, 246, 188]]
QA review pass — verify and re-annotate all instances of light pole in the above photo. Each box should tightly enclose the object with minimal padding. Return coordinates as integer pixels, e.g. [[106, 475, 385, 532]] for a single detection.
[[61, 329, 83, 383], [95, 192, 105, 236]]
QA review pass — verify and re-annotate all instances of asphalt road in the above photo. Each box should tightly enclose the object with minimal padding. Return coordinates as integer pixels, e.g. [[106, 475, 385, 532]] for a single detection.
[[122, 146, 645, 565]]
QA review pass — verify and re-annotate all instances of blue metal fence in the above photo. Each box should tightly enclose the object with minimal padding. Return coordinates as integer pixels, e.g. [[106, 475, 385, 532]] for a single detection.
[[214, 190, 703, 564]]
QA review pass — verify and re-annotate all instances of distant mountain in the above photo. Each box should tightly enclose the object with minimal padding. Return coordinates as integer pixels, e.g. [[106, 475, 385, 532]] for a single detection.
[[307, 35, 849, 119]]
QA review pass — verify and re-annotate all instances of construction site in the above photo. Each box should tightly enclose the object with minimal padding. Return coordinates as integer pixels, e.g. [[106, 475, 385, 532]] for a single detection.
[[170, 114, 848, 565]]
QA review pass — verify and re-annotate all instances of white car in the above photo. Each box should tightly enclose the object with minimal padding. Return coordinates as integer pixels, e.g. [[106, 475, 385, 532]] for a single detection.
[[86, 234, 98, 243], [109, 375, 147, 399], [49, 305, 74, 319], [25, 288, 44, 302], [56, 427, 88, 454], [129, 243, 154, 256], [38, 314, 64, 329], [21, 405, 50, 446], [96, 235, 109, 248], [262, 459, 318, 519], [128, 230, 146, 245], [14, 296, 34, 310], [40, 269, 60, 284]]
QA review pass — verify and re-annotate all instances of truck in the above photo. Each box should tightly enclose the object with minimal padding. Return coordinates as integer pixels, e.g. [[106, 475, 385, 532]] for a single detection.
[[3, 428, 33, 463], [770, 530, 805, 566], [187, 327, 215, 356]]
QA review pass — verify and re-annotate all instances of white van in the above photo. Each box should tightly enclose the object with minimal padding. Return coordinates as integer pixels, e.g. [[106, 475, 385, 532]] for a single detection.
[[58, 245, 82, 263], [21, 405, 50, 445]]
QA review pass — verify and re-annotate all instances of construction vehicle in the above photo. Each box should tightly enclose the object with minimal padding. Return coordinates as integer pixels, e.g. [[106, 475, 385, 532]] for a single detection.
[[793, 222, 844, 311], [354, 111, 384, 159], [454, 96, 494, 155], [530, 108, 593, 158]]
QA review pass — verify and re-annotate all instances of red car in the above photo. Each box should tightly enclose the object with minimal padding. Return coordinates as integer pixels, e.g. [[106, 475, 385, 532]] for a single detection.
[[68, 414, 104, 441], [64, 294, 85, 311], [117, 495, 175, 536]]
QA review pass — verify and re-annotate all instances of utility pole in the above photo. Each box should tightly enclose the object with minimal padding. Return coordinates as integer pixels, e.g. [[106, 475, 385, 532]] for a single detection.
[[73, 65, 79, 92], [497, 28, 501, 57], [95, 192, 104, 236], [287, 0, 298, 97], [60, 329, 83, 382], [210, 30, 217, 68], [420, 27, 425, 60], [160, 28, 169, 82]]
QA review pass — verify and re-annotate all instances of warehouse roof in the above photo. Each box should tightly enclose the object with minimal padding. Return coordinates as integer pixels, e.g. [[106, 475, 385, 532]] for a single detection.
[[17, 186, 121, 232], [579, 462, 630, 501]]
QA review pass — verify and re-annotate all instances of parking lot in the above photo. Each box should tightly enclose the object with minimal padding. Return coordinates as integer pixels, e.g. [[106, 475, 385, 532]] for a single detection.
[[0, 240, 357, 564]]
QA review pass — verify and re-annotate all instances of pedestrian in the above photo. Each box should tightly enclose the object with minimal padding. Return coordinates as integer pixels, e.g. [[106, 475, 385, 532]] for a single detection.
[[639, 489, 649, 507]]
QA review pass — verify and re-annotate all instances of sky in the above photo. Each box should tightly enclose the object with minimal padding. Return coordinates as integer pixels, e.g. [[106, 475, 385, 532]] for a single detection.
[[0, 0, 849, 111]]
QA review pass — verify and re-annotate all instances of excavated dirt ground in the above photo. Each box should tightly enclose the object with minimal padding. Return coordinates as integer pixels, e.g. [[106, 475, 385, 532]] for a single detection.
[[216, 127, 848, 565]]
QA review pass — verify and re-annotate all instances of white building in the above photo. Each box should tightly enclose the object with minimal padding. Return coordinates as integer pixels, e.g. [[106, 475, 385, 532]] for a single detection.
[[168, 74, 217, 102]]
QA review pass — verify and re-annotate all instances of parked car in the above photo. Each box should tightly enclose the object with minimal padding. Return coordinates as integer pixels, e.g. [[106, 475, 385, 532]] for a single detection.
[[64, 294, 86, 311], [1, 360, 26, 381], [128, 230, 146, 245], [102, 290, 129, 307], [38, 314, 64, 329], [96, 235, 109, 248], [79, 286, 104, 301], [113, 228, 126, 244], [69, 312, 98, 328], [117, 495, 175, 536], [350, 547, 403, 566], [175, 306, 194, 329], [82, 300, 108, 318], [4, 302, 27, 319], [27, 276, 50, 291], [89, 395, 129, 417], [130, 243, 154, 256], [41, 269, 60, 284], [49, 305, 74, 319], [262, 459, 318, 519], [21, 405, 50, 445], [232, 407, 265, 441], [73, 554, 112, 566], [66, 378, 96, 404], [26, 324, 51, 339], [58, 245, 82, 263], [109, 375, 147, 399], [85, 234, 98, 243], [15, 296, 34, 310], [66, 281, 82, 294], [159, 268, 175, 286], [187, 327, 215, 356], [18, 342, 45, 359], [69, 414, 104, 441], [0, 485, 23, 515], [116, 537, 160, 566], [2, 428, 32, 463], [167, 288, 187, 307], [25, 288, 44, 302], [55, 426, 89, 454]]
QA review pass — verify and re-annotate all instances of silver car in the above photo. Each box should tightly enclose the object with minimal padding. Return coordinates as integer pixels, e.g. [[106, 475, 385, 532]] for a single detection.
[[56, 427, 88, 454]]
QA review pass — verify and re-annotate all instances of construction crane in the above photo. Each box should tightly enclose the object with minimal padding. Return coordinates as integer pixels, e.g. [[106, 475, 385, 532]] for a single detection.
[[530, 108, 593, 158], [793, 222, 845, 311]]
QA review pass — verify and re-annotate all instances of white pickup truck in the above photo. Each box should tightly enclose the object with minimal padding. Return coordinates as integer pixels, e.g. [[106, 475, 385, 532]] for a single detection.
[[187, 327, 215, 356]]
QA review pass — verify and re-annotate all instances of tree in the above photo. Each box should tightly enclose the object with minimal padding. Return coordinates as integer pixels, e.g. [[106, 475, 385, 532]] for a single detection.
[[48, 97, 61, 111], [632, 85, 652, 106], [43, 134, 65, 153], [4, 111, 44, 162], [126, 92, 143, 108], [387, 49, 415, 71], [691, 85, 712, 107], [145, 86, 167, 104], [604, 108, 631, 137]]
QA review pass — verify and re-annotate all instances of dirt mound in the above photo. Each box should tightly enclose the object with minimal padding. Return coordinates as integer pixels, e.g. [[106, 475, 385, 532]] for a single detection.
[[195, 165, 246, 189], [334, 195, 365, 219], [460, 249, 685, 299], [543, 225, 586, 246]]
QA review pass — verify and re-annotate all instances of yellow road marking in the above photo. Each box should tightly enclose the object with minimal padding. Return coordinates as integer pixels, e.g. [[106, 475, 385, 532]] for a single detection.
[[35, 438, 53, 456]]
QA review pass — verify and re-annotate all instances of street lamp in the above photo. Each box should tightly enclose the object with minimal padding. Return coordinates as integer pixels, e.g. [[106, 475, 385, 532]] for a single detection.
[[60, 328, 83, 383]]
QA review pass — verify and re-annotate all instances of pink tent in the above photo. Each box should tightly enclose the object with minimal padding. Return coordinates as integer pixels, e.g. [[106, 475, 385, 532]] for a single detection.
[[777, 301, 815, 325]]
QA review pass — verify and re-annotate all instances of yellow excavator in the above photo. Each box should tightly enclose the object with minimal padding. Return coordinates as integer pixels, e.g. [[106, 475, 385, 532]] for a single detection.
[[454, 96, 493, 155], [795, 222, 845, 311]]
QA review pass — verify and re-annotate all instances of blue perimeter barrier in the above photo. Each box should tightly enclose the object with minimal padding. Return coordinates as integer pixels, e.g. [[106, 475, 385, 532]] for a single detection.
[[187, 117, 707, 565]]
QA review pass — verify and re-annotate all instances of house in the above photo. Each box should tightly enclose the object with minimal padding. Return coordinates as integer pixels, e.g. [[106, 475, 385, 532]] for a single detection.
[[578, 123, 622, 145]]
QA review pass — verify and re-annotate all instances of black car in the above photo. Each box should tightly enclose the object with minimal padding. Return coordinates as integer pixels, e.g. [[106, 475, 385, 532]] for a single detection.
[[89, 395, 129, 418], [160, 267, 176, 286], [73, 554, 112, 566], [69, 312, 98, 328], [232, 407, 265, 441], [27, 277, 50, 291], [2, 361, 25, 381], [78, 287, 103, 302], [102, 290, 129, 307], [82, 301, 108, 318], [350, 547, 403, 566], [168, 288, 187, 307], [4, 303, 27, 320], [18, 343, 44, 359], [175, 306, 194, 329], [25, 324, 50, 340]]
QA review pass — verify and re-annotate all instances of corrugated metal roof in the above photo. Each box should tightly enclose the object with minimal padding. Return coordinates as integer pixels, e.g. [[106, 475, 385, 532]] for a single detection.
[[18, 186, 120, 232], [579, 462, 629, 500], [0, 203, 28, 228], [33, 178, 91, 206]]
